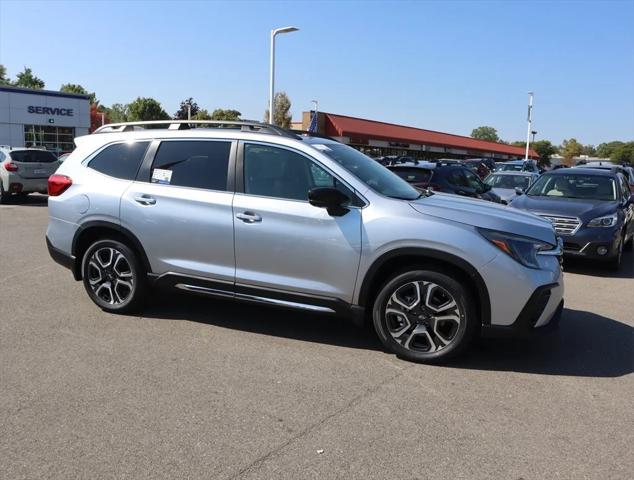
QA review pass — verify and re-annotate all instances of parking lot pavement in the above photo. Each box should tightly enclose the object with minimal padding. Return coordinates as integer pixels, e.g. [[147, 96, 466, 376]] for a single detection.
[[1, 196, 632, 480]]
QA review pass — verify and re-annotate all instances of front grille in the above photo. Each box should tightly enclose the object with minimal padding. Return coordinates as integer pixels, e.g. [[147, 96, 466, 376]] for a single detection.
[[537, 214, 581, 235]]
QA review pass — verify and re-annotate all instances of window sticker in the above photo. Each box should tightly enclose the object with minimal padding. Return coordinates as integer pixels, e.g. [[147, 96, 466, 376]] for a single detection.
[[151, 168, 173, 185]]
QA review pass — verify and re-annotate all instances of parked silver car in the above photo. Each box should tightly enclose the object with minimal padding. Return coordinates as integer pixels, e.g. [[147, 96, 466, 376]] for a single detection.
[[0, 147, 60, 203], [46, 120, 564, 363], [484, 171, 540, 204]]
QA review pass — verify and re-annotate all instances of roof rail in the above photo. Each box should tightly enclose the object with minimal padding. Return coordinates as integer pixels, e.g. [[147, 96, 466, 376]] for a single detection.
[[92, 120, 300, 139]]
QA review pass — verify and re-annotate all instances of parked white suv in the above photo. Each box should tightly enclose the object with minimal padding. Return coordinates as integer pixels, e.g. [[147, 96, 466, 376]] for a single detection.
[[46, 121, 564, 363], [0, 147, 60, 203]]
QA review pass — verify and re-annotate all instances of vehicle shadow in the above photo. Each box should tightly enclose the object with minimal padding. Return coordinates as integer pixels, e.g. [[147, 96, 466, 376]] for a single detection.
[[141, 295, 632, 378], [4, 194, 49, 207], [563, 249, 633, 279], [453, 308, 633, 378], [140, 292, 382, 352]]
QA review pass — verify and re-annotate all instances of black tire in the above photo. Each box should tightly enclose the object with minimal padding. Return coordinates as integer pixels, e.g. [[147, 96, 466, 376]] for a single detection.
[[0, 183, 9, 204], [372, 269, 478, 363], [607, 235, 624, 271], [81, 239, 147, 313]]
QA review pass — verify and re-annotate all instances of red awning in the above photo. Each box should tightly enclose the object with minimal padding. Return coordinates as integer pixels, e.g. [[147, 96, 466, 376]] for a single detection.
[[323, 113, 538, 158]]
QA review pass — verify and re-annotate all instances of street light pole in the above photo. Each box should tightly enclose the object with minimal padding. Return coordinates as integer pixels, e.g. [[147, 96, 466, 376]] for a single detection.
[[269, 26, 299, 125], [524, 92, 534, 162], [100, 112, 105, 126], [187, 102, 191, 121]]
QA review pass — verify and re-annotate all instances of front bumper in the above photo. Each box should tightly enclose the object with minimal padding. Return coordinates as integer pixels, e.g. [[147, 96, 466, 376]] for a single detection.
[[561, 226, 621, 260], [482, 284, 564, 338]]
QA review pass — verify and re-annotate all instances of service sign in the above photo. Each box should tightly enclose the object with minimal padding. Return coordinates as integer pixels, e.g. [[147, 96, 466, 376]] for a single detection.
[[27, 106, 74, 117]]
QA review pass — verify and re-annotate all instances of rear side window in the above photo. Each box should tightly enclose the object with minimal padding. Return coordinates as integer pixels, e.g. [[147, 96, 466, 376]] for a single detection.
[[88, 142, 149, 180], [151, 140, 231, 191], [9, 150, 58, 163]]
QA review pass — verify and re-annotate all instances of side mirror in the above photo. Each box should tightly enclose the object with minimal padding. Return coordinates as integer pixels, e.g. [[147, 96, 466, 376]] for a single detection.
[[308, 187, 350, 216], [515, 187, 524, 195]]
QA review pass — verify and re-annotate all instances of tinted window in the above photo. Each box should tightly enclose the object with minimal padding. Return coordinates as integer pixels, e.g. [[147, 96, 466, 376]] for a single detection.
[[309, 142, 419, 200], [89, 142, 149, 180], [244, 144, 352, 202], [390, 168, 432, 184], [10, 150, 58, 163], [151, 141, 231, 191], [447, 169, 468, 187], [485, 174, 532, 190]]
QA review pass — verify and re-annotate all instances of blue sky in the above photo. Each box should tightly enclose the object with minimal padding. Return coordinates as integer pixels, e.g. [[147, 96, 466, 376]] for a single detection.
[[1, 0, 633, 145]]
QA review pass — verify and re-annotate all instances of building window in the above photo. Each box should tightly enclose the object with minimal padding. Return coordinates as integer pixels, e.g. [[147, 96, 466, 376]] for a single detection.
[[24, 125, 76, 153]]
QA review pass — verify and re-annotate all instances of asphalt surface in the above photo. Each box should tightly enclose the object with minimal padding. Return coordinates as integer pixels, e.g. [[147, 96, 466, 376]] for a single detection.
[[1, 195, 633, 479]]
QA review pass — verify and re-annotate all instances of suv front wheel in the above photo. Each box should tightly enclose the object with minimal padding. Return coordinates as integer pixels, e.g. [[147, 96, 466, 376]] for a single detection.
[[372, 269, 477, 363], [81, 239, 147, 313]]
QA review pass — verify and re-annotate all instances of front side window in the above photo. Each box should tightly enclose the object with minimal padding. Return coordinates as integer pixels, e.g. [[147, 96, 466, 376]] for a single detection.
[[244, 144, 352, 202], [310, 142, 420, 200], [151, 140, 231, 191], [88, 141, 149, 180]]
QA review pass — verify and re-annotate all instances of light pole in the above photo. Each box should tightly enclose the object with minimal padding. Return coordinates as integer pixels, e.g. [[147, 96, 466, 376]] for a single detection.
[[100, 112, 105, 126], [269, 26, 299, 125], [187, 101, 191, 121], [524, 92, 534, 162]]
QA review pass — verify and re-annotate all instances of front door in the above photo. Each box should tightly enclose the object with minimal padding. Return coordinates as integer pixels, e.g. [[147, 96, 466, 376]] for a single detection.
[[233, 142, 362, 304]]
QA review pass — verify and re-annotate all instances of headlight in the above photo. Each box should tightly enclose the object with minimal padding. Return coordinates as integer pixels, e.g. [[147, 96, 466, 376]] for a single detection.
[[479, 228, 557, 269], [587, 213, 617, 228]]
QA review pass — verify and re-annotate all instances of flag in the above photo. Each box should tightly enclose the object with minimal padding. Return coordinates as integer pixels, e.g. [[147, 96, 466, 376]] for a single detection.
[[308, 110, 318, 133]]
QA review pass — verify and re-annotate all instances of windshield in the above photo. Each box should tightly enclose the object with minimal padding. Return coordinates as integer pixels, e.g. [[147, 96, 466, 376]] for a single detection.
[[498, 163, 524, 172], [313, 143, 420, 200], [527, 174, 616, 201], [485, 174, 532, 190], [9, 150, 58, 163]]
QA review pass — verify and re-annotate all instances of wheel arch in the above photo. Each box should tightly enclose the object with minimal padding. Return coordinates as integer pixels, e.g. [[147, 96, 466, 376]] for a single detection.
[[71, 221, 152, 280], [357, 248, 492, 325]]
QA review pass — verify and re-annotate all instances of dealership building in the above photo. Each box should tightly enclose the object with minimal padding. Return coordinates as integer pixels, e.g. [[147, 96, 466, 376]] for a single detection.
[[0, 85, 90, 153], [295, 111, 537, 160]]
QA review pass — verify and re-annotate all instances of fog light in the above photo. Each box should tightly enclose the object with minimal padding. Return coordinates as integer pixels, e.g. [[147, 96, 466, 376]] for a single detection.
[[597, 246, 608, 256]]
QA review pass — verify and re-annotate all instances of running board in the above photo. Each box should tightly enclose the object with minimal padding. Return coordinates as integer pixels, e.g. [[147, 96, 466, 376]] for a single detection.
[[174, 283, 336, 313]]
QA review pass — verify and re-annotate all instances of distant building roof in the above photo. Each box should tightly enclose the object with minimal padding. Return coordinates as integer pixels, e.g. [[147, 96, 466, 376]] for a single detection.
[[323, 112, 538, 158], [0, 85, 90, 100]]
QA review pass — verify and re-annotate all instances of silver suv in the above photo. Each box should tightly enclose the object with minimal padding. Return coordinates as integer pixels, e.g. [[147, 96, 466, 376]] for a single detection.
[[1, 146, 61, 203], [46, 120, 564, 363]]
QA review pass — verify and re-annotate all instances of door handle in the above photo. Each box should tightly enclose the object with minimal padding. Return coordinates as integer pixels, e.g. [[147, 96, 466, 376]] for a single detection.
[[134, 195, 156, 206], [236, 211, 262, 223]]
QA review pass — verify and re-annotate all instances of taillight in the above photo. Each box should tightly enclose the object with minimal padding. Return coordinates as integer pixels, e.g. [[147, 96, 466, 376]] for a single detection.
[[48, 174, 73, 196], [4, 162, 18, 172]]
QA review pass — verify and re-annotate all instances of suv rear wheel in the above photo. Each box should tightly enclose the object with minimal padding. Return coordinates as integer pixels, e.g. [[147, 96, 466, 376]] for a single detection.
[[81, 239, 147, 313], [372, 269, 477, 363]]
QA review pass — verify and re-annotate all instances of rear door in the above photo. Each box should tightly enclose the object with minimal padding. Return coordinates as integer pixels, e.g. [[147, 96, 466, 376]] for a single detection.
[[9, 149, 60, 179], [120, 139, 236, 284]]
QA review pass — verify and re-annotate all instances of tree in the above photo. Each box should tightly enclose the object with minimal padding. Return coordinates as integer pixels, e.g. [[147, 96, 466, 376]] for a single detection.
[[103, 103, 129, 123], [127, 97, 170, 121], [470, 126, 500, 143], [263, 92, 292, 128], [532, 140, 558, 168], [596, 141, 625, 159], [174, 97, 200, 120], [14, 67, 45, 89], [560, 138, 583, 166], [89, 104, 109, 132], [610, 142, 634, 164], [60, 83, 97, 104], [581, 144, 597, 156], [0, 64, 10, 85], [211, 108, 241, 121], [192, 109, 212, 120]]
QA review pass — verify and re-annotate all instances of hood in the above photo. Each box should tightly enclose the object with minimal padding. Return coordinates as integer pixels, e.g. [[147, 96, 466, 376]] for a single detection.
[[492, 188, 517, 202], [509, 195, 619, 222], [410, 193, 556, 244]]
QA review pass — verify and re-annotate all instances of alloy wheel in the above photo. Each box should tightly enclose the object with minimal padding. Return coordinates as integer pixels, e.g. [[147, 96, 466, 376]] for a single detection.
[[87, 247, 135, 305], [384, 281, 462, 353]]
